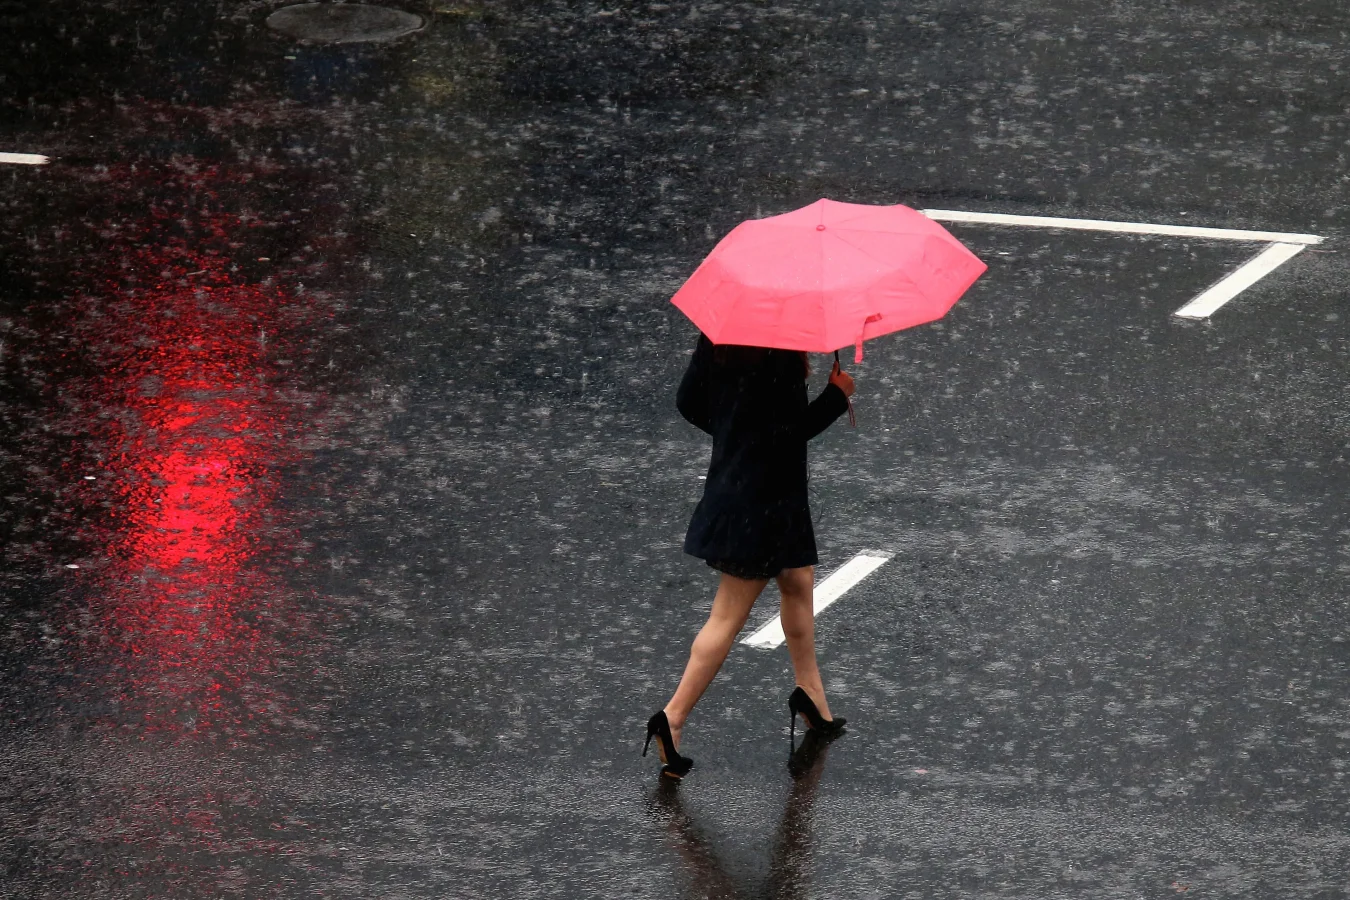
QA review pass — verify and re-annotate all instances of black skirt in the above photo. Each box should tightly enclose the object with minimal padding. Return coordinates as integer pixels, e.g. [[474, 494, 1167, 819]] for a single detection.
[[706, 558, 784, 580]]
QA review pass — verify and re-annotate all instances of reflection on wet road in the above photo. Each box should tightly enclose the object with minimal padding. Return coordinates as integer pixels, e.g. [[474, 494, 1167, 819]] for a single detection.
[[650, 733, 836, 900], [1, 163, 332, 734], [1, 158, 345, 890], [74, 185, 315, 735]]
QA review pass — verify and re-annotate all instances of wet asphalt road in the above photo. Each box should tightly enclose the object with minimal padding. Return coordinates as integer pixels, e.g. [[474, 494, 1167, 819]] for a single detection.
[[2, 1, 1350, 897]]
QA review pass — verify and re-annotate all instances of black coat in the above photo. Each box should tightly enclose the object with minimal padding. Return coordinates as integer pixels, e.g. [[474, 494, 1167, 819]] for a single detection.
[[677, 334, 850, 570]]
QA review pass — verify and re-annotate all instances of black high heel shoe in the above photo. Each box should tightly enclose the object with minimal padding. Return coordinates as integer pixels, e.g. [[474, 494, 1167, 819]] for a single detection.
[[643, 711, 695, 779], [788, 686, 846, 742]]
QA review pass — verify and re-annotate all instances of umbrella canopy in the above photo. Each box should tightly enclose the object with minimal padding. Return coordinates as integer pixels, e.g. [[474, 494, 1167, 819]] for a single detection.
[[671, 199, 987, 362]]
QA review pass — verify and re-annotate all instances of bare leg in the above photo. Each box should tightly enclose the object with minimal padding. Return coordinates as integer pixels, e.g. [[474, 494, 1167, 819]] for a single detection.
[[777, 565, 833, 722], [663, 573, 769, 748]]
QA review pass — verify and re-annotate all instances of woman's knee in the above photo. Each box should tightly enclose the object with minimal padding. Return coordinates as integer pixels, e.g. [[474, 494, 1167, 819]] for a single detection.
[[776, 566, 814, 601]]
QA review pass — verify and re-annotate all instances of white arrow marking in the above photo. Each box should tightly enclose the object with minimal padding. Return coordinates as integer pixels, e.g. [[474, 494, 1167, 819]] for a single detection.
[[1173, 242, 1309, 319], [921, 209, 1325, 318], [921, 209, 1323, 245]]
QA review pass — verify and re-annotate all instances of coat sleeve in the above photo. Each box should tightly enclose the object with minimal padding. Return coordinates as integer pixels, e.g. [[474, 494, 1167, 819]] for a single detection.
[[801, 383, 849, 441], [676, 338, 714, 435]]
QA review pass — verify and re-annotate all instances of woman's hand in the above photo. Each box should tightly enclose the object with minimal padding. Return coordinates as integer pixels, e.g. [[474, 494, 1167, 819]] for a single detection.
[[829, 361, 855, 398]]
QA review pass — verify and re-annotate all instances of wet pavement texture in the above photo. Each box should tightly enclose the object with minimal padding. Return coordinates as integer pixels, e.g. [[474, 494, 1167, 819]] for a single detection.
[[2, 1, 1349, 897]]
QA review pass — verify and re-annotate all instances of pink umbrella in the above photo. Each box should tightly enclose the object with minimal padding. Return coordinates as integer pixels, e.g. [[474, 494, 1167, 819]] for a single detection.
[[671, 199, 987, 363]]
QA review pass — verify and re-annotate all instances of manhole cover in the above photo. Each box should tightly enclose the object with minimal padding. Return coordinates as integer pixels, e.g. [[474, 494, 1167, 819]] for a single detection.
[[266, 3, 424, 43]]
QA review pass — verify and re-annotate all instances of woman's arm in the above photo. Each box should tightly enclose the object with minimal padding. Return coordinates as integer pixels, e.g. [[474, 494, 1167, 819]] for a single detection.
[[801, 383, 849, 440], [676, 336, 714, 435]]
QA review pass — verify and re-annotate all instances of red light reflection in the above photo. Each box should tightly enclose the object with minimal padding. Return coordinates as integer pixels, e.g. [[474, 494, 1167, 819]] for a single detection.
[[75, 190, 319, 736]]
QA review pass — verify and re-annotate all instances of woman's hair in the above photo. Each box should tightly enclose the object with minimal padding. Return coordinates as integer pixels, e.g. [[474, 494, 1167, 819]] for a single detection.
[[712, 343, 810, 378], [711, 344, 768, 368]]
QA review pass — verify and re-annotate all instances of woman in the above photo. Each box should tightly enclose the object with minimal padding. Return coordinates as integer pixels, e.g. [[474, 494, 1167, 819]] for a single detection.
[[642, 334, 856, 777]]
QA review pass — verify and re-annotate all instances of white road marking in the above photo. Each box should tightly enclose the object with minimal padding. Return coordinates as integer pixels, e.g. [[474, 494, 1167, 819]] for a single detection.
[[921, 209, 1324, 245], [1174, 242, 1310, 319], [741, 550, 892, 649], [0, 153, 50, 166], [921, 209, 1326, 319]]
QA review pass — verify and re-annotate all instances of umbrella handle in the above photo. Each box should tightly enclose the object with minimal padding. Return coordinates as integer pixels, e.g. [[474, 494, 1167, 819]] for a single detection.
[[833, 350, 856, 428]]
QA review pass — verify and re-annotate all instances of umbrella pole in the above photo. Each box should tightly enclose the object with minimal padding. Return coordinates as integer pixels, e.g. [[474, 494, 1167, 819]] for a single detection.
[[833, 350, 856, 428]]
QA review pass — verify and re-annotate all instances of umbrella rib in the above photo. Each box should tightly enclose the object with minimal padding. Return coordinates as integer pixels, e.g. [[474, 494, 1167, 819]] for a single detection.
[[693, 266, 732, 341], [713, 225, 813, 281], [710, 286, 831, 350], [769, 287, 832, 350], [825, 230, 927, 343], [824, 206, 886, 228], [832, 223, 945, 238], [822, 202, 939, 230], [818, 218, 829, 350], [825, 229, 926, 285]]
